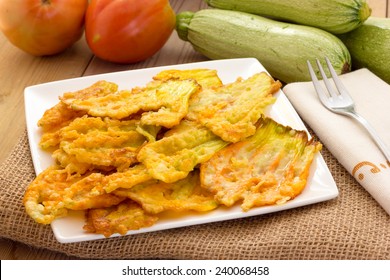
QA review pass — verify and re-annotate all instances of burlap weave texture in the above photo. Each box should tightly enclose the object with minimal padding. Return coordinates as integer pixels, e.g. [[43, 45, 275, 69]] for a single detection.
[[0, 131, 389, 259]]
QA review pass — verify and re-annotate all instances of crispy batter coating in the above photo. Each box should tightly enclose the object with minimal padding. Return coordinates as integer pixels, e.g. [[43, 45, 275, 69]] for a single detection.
[[39, 130, 62, 150], [104, 164, 154, 193], [200, 117, 322, 211], [153, 68, 223, 88], [60, 80, 118, 105], [114, 171, 218, 214], [63, 173, 125, 211], [23, 166, 79, 224], [54, 116, 148, 174], [37, 102, 85, 134], [187, 72, 281, 142], [22, 166, 126, 224], [70, 79, 200, 128], [38, 81, 118, 132], [140, 79, 201, 128], [137, 120, 228, 183], [38, 81, 118, 149], [52, 149, 101, 176], [72, 88, 157, 119], [83, 200, 158, 237]]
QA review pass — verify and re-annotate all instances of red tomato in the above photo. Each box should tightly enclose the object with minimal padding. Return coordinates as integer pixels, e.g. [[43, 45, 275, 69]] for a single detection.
[[85, 0, 176, 63], [0, 0, 88, 56]]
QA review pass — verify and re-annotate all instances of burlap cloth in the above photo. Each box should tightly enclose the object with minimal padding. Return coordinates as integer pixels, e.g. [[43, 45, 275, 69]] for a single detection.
[[1, 130, 389, 260]]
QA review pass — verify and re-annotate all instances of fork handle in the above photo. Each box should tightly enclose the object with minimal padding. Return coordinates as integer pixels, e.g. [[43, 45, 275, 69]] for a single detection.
[[344, 111, 390, 162]]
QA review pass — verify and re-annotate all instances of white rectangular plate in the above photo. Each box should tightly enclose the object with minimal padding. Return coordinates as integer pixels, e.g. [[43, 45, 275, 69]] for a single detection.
[[24, 58, 338, 243]]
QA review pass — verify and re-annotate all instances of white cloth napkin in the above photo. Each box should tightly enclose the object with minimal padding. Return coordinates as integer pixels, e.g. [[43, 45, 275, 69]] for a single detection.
[[283, 68, 390, 215]]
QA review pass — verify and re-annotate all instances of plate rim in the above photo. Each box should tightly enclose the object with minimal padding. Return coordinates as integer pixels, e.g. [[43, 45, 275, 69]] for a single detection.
[[24, 58, 338, 243]]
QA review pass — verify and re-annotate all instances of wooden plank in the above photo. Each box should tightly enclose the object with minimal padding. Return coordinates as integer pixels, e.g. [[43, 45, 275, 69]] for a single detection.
[[367, 0, 387, 17], [0, 35, 93, 163]]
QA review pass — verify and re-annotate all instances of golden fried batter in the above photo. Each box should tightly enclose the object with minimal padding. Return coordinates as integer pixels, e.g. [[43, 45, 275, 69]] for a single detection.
[[137, 120, 228, 183], [83, 200, 158, 237], [60, 80, 118, 105], [38, 81, 118, 149], [38, 102, 85, 134], [23, 166, 80, 224], [63, 173, 125, 211], [38, 81, 118, 132], [52, 149, 100, 176], [104, 164, 154, 193], [114, 171, 218, 214], [23, 165, 127, 225], [70, 79, 200, 128], [200, 117, 322, 211], [153, 68, 223, 88], [140, 79, 201, 128], [54, 116, 148, 174], [39, 130, 63, 150], [187, 72, 281, 142]]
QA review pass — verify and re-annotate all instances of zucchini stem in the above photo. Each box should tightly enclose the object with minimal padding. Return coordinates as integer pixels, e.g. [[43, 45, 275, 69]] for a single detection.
[[176, 11, 195, 41]]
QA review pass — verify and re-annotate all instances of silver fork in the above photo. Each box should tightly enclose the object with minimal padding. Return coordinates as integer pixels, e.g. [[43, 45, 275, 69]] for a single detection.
[[307, 57, 390, 162]]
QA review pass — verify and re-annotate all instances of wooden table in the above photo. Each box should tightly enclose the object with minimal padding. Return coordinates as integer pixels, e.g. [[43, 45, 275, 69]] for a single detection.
[[0, 0, 388, 260]]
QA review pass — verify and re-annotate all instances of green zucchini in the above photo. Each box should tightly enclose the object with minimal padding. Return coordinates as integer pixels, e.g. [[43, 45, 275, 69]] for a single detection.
[[338, 17, 390, 84], [204, 0, 371, 34], [176, 9, 351, 83]]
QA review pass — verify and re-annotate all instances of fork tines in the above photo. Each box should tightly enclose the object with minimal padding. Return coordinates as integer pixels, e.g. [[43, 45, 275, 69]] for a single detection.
[[307, 57, 390, 162]]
